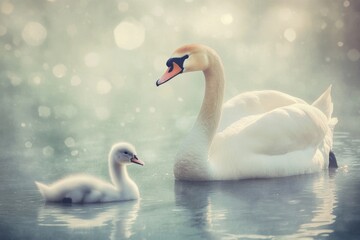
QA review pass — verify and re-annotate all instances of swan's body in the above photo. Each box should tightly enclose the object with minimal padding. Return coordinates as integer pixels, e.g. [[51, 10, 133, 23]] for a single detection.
[[35, 142, 144, 203], [156, 44, 337, 181]]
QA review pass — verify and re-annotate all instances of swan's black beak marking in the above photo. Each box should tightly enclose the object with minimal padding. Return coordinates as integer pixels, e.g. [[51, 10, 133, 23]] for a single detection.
[[156, 55, 189, 86]]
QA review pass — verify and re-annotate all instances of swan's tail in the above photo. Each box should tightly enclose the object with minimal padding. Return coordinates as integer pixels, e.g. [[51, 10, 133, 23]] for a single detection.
[[35, 181, 51, 201], [312, 84, 338, 127], [312, 85, 338, 168], [312, 85, 333, 119]]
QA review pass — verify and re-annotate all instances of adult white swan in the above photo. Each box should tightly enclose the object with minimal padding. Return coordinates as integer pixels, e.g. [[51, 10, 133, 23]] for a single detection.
[[156, 44, 338, 181], [35, 142, 144, 203]]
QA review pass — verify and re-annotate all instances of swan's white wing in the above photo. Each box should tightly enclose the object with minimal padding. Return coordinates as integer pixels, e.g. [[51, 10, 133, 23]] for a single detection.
[[219, 90, 307, 131], [210, 104, 330, 179], [216, 103, 328, 156]]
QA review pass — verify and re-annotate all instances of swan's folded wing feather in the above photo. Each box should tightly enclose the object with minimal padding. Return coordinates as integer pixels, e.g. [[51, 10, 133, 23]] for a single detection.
[[215, 104, 329, 156], [219, 90, 307, 131]]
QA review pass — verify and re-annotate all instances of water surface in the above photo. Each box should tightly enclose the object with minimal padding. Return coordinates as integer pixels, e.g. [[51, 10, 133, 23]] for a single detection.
[[1, 132, 360, 240]]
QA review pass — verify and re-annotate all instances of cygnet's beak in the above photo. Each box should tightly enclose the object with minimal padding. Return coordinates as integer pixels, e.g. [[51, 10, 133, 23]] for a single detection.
[[131, 155, 144, 166]]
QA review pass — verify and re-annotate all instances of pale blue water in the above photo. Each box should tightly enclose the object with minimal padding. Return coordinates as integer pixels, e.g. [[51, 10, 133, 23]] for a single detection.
[[0, 131, 360, 240]]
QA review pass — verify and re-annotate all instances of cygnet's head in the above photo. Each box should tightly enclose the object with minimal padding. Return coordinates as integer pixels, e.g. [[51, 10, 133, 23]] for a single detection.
[[109, 142, 144, 166]]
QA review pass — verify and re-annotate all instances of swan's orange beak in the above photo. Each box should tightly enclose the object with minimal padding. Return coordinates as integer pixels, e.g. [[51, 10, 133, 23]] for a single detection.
[[131, 155, 144, 166], [156, 62, 183, 86]]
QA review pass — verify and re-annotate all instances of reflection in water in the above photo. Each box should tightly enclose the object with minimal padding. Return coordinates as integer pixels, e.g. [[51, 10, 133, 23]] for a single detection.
[[291, 170, 337, 239], [175, 171, 337, 239], [174, 181, 215, 239], [37, 200, 139, 239]]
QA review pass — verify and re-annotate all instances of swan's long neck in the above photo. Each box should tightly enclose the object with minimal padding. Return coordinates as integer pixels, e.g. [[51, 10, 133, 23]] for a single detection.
[[109, 160, 129, 189], [197, 58, 225, 142], [175, 49, 224, 180]]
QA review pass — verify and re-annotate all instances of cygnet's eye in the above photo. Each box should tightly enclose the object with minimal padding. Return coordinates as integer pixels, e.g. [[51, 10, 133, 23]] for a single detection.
[[123, 151, 129, 155]]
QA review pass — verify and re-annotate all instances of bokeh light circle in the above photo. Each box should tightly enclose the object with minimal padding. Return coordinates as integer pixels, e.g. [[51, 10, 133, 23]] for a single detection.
[[114, 20, 145, 50], [22, 21, 47, 46]]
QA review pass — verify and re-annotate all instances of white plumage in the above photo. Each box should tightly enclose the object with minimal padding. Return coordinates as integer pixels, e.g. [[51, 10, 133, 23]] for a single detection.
[[35, 142, 144, 203], [156, 44, 337, 181], [219, 90, 306, 131]]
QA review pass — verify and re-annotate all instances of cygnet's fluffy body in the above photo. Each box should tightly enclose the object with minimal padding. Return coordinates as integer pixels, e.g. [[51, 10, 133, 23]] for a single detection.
[[35, 142, 144, 203]]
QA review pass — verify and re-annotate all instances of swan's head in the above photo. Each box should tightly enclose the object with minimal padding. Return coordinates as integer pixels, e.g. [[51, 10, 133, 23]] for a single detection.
[[109, 142, 144, 166], [156, 44, 211, 86]]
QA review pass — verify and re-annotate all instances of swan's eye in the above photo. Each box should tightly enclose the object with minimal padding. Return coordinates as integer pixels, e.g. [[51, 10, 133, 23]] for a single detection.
[[166, 60, 174, 72], [166, 58, 173, 68], [123, 151, 129, 155], [166, 55, 189, 72]]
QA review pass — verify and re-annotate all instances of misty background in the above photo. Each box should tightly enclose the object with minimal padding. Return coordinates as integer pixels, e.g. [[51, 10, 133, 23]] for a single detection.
[[0, 0, 359, 179]]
